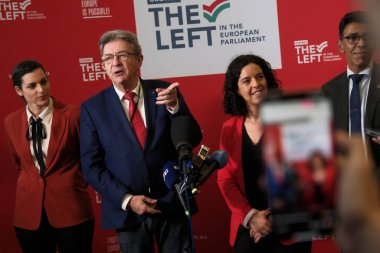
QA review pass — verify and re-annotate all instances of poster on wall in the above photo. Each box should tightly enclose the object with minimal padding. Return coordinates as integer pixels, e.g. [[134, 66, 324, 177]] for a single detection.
[[134, 0, 282, 79]]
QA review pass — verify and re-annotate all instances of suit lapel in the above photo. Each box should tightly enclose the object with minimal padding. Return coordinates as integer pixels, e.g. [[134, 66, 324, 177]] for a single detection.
[[335, 74, 349, 131], [365, 65, 380, 127], [19, 110, 37, 168], [45, 99, 67, 171], [141, 79, 156, 148], [106, 86, 143, 148], [233, 117, 245, 193]]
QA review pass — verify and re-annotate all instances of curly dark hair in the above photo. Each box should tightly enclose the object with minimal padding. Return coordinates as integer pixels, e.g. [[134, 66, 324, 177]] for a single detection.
[[223, 54, 281, 116]]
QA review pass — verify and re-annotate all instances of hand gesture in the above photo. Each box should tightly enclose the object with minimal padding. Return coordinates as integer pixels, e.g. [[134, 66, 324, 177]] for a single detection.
[[249, 209, 272, 243], [128, 195, 161, 215], [371, 136, 380, 145], [156, 82, 179, 109]]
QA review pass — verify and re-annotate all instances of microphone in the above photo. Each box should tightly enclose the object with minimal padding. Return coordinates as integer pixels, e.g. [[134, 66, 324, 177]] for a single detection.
[[190, 150, 228, 194], [162, 161, 179, 190], [162, 161, 198, 216], [171, 116, 202, 166]]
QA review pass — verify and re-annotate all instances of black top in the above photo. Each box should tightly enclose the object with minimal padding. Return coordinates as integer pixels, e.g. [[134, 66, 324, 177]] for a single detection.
[[242, 124, 268, 210]]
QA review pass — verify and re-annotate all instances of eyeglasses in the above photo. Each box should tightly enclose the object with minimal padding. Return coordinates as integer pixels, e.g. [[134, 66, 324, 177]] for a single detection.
[[341, 33, 371, 45], [101, 51, 138, 65]]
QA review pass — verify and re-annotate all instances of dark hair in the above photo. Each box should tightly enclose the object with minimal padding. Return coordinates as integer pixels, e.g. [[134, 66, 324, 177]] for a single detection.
[[223, 54, 281, 116], [339, 11, 369, 38], [307, 151, 328, 170], [11, 60, 46, 89]]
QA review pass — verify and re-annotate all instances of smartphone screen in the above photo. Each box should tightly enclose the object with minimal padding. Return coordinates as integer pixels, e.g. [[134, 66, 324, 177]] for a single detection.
[[260, 92, 336, 242]]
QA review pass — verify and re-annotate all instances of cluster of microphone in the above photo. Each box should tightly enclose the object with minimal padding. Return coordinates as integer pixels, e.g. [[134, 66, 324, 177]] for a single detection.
[[162, 116, 229, 216], [162, 149, 228, 215]]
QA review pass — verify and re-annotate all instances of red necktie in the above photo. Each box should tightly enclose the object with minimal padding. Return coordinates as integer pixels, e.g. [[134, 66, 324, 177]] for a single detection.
[[123, 91, 146, 147]]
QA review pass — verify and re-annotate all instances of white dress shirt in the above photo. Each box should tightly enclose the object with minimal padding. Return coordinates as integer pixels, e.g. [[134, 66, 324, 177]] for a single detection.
[[26, 98, 53, 174]]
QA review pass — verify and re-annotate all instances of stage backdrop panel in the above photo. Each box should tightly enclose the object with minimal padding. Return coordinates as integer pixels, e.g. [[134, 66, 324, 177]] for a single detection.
[[134, 0, 281, 78]]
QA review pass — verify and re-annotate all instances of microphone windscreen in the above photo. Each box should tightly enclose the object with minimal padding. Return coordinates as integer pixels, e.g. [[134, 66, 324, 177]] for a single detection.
[[191, 150, 229, 189], [209, 150, 229, 169], [171, 116, 202, 150], [162, 162, 179, 190]]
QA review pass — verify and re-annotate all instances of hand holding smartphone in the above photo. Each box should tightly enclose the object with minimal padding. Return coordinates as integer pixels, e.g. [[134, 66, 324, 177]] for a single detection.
[[260, 92, 336, 242]]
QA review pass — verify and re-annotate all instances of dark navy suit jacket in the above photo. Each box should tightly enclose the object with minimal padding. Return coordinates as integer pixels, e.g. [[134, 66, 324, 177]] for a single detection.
[[322, 65, 380, 169], [80, 79, 201, 229]]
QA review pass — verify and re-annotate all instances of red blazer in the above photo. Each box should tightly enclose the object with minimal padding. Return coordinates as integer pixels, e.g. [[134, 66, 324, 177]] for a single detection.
[[217, 116, 252, 246], [4, 98, 94, 230]]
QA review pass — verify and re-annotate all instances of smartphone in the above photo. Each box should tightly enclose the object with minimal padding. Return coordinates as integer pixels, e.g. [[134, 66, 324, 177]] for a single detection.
[[365, 127, 380, 138], [260, 92, 336, 242]]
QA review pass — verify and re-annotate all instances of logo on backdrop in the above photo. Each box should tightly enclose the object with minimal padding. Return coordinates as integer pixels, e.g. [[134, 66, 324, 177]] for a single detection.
[[0, 0, 46, 21], [81, 0, 111, 19], [294, 40, 342, 64], [202, 0, 230, 23], [79, 57, 107, 82], [134, 0, 281, 78]]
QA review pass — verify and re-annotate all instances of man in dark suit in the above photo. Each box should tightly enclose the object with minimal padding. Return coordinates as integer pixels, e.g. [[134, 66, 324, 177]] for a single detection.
[[80, 30, 201, 253], [322, 11, 380, 168], [328, 5, 380, 253]]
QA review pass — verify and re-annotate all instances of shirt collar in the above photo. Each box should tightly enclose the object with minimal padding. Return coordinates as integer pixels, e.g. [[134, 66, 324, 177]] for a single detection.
[[113, 79, 143, 101], [347, 61, 373, 78], [26, 97, 53, 123]]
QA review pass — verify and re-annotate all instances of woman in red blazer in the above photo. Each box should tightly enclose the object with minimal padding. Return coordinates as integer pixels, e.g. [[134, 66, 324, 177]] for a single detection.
[[4, 60, 94, 253], [217, 55, 311, 253]]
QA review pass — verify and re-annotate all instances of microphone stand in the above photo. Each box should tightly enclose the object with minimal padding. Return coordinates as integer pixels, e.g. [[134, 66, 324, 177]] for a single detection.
[[179, 159, 196, 253]]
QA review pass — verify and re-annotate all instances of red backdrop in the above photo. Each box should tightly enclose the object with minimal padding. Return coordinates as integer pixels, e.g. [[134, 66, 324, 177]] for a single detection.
[[0, 0, 358, 252]]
